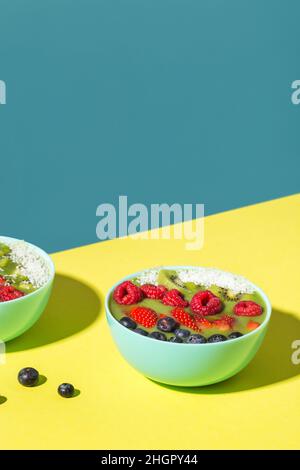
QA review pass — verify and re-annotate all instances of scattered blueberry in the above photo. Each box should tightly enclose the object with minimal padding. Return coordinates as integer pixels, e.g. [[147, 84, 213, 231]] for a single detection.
[[207, 334, 227, 343], [120, 316, 137, 329], [157, 316, 178, 333], [174, 328, 191, 340], [149, 331, 167, 341], [58, 383, 75, 398], [135, 328, 149, 336], [18, 367, 39, 387], [187, 334, 207, 344], [169, 336, 183, 343], [228, 332, 243, 339]]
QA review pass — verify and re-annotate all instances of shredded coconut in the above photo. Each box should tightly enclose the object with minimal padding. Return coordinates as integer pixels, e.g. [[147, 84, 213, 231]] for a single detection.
[[0, 238, 51, 288], [136, 267, 254, 294], [136, 269, 160, 286]]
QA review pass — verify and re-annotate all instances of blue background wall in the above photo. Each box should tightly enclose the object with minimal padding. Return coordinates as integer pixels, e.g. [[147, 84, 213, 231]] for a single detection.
[[0, 0, 299, 253]]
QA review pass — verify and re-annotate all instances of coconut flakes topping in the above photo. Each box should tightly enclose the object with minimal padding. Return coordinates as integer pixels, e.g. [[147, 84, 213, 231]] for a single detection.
[[136, 267, 254, 294], [136, 269, 160, 286]]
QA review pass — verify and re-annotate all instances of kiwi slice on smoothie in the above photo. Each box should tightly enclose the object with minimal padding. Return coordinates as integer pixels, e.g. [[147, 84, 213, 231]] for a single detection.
[[17, 281, 35, 294], [0, 243, 11, 257], [157, 270, 186, 293], [218, 287, 242, 302], [157, 269, 202, 295], [0, 257, 9, 269]]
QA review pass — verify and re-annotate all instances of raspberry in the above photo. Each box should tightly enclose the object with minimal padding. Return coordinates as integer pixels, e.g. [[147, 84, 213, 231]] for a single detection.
[[130, 307, 157, 328], [233, 301, 262, 317], [190, 290, 223, 316], [0, 276, 6, 285], [113, 281, 143, 305], [171, 308, 199, 331], [162, 289, 188, 307], [195, 316, 213, 329], [213, 315, 235, 331], [140, 284, 167, 300], [247, 320, 261, 331], [0, 285, 24, 302]]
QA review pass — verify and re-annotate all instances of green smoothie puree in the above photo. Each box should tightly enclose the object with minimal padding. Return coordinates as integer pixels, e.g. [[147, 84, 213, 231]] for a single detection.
[[0, 239, 50, 302], [110, 268, 267, 343]]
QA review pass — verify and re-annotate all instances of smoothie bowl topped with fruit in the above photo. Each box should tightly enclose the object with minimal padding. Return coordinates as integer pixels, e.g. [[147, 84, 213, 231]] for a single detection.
[[106, 267, 271, 387], [0, 236, 55, 341]]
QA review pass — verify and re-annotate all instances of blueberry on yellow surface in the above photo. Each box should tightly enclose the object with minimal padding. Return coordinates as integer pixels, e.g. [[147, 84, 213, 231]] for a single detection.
[[58, 383, 75, 398], [18, 367, 39, 387]]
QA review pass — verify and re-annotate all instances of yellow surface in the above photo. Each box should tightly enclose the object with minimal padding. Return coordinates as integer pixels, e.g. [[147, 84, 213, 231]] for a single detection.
[[0, 194, 300, 449]]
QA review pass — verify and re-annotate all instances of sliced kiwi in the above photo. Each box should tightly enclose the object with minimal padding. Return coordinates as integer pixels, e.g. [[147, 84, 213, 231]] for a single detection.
[[0, 243, 11, 257], [14, 273, 29, 283], [0, 257, 9, 268], [218, 287, 242, 302], [17, 281, 35, 294], [185, 281, 204, 292], [157, 269, 201, 295], [157, 270, 185, 293]]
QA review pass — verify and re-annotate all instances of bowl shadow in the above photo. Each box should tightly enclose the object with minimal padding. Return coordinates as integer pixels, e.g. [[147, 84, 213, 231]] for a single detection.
[[154, 308, 300, 394], [6, 274, 101, 352]]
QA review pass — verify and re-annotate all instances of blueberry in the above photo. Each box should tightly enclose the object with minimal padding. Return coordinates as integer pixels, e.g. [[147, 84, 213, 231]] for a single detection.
[[120, 316, 137, 329], [149, 331, 167, 341], [58, 383, 75, 398], [18, 367, 39, 387], [169, 336, 183, 343], [207, 334, 227, 343], [228, 332, 243, 340], [175, 328, 191, 340], [157, 316, 178, 333], [135, 328, 149, 336], [187, 334, 207, 344]]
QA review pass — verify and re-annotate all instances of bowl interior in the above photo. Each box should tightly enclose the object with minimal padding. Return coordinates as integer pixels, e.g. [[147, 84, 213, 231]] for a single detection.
[[0, 235, 55, 304], [105, 265, 272, 346]]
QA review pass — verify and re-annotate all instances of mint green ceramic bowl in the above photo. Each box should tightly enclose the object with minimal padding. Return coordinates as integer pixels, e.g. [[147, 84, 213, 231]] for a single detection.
[[106, 267, 272, 387], [0, 236, 55, 342]]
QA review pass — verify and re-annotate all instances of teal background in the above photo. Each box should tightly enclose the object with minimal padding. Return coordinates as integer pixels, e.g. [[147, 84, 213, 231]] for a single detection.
[[0, 0, 299, 253]]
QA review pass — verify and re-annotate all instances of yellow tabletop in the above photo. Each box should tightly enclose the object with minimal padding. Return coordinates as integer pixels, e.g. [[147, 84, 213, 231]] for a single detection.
[[1, 194, 300, 449]]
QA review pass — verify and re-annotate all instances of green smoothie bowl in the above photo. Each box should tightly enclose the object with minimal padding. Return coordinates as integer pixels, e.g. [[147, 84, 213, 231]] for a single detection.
[[105, 266, 272, 387], [0, 236, 55, 342]]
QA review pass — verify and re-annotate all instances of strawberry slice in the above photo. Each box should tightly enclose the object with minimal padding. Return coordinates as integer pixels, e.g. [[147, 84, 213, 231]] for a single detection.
[[213, 314, 235, 331], [171, 308, 199, 331], [130, 307, 158, 328], [247, 320, 261, 331], [195, 316, 213, 330]]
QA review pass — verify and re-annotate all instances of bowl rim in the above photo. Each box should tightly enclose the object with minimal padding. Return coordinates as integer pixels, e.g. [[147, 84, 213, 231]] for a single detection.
[[105, 265, 272, 347], [0, 235, 55, 305]]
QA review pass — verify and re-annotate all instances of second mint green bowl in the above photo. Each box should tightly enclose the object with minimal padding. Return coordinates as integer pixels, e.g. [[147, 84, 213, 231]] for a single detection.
[[0, 236, 55, 342], [106, 267, 272, 387]]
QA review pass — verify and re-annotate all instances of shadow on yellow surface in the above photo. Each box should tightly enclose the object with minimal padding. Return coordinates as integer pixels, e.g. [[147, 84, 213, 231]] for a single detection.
[[6, 274, 101, 352], [156, 309, 300, 393]]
